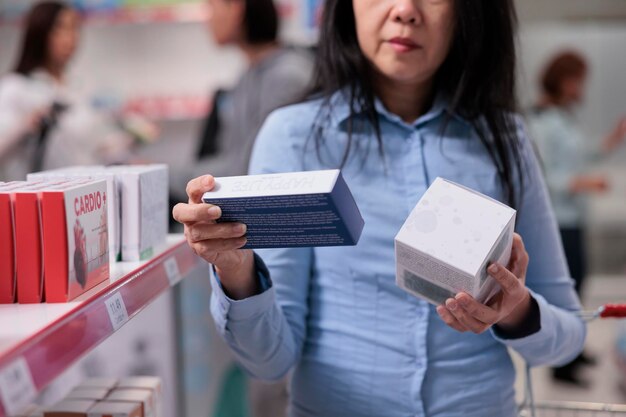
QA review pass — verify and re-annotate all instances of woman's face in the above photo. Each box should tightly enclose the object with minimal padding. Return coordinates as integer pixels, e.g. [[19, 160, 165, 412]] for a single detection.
[[47, 8, 80, 69], [353, 0, 455, 86], [206, 0, 245, 46], [560, 74, 587, 106]]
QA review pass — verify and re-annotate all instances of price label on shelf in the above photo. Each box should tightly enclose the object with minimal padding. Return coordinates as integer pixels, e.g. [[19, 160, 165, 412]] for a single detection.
[[164, 256, 182, 286], [0, 357, 37, 416], [105, 292, 129, 331]]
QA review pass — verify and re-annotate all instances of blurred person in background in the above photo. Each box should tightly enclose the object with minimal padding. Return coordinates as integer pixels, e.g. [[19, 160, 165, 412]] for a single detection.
[[0, 1, 141, 182], [170, 0, 314, 202], [527, 50, 626, 386], [170, 1, 314, 416]]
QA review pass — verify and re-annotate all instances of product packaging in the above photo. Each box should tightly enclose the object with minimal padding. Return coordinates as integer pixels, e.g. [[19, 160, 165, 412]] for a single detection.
[[106, 165, 168, 261], [13, 181, 74, 303], [0, 182, 31, 303], [202, 170, 364, 248], [65, 387, 111, 402], [29, 167, 120, 263], [105, 389, 153, 417], [40, 180, 110, 302], [116, 377, 161, 417], [80, 378, 118, 391], [43, 400, 96, 417], [395, 177, 516, 305], [87, 401, 142, 417]]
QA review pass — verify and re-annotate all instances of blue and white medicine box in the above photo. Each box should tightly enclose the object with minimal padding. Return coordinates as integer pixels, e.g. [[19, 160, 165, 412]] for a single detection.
[[202, 170, 364, 249]]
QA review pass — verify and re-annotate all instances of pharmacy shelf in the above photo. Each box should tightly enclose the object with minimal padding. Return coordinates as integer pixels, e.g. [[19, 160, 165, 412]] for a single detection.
[[85, 3, 209, 26], [1, 2, 295, 27], [124, 95, 211, 122], [0, 234, 203, 417]]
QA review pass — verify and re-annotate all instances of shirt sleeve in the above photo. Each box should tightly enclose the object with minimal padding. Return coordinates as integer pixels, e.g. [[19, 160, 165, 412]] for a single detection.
[[527, 113, 576, 197], [209, 108, 314, 381], [489, 116, 586, 367]]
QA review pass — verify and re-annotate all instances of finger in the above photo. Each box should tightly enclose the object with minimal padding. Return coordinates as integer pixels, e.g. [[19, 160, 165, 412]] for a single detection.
[[186, 175, 215, 204], [455, 293, 499, 325], [508, 234, 529, 279], [190, 237, 248, 260], [488, 263, 523, 298], [173, 203, 222, 224], [187, 222, 247, 243], [446, 298, 490, 334], [436, 305, 468, 333]]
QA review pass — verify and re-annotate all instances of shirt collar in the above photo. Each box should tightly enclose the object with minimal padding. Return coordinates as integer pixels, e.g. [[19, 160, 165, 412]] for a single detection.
[[328, 87, 470, 130]]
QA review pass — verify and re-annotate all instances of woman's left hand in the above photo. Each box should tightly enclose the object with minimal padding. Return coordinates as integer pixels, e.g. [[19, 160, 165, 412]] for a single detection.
[[436, 233, 531, 334]]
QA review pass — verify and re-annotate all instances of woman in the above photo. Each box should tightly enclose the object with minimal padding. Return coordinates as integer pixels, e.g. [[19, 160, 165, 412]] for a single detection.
[[174, 1, 586, 416], [0, 1, 133, 181], [528, 51, 626, 385]]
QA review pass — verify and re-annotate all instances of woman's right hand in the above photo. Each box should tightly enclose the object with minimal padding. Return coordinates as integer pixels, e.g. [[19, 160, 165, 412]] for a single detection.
[[173, 175, 258, 299]]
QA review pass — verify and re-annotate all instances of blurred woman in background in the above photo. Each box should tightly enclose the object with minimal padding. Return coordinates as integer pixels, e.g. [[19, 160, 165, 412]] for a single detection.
[[0, 1, 135, 181], [528, 50, 626, 385]]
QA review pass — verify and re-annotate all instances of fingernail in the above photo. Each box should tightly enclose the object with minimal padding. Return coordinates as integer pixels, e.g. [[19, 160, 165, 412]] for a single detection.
[[203, 176, 212, 187], [489, 264, 499, 274], [208, 206, 221, 217], [446, 299, 457, 311], [458, 296, 468, 306], [235, 224, 247, 234]]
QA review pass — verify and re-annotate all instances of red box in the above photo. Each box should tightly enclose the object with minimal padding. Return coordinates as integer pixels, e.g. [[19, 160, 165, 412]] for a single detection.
[[12, 182, 63, 304], [40, 180, 110, 302], [0, 182, 30, 303]]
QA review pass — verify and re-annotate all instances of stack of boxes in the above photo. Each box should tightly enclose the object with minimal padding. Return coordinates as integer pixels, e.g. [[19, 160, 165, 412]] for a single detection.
[[0, 164, 169, 304], [0, 179, 110, 303], [14, 377, 163, 417]]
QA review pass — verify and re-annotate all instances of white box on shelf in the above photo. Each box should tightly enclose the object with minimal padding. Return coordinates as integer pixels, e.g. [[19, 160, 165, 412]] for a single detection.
[[87, 401, 141, 417], [395, 177, 516, 305], [106, 165, 169, 261], [117, 377, 162, 417]]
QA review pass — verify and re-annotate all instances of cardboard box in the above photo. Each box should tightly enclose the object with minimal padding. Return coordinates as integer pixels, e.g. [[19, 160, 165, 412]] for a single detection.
[[43, 400, 96, 417], [0, 182, 31, 303], [106, 165, 168, 261], [87, 401, 142, 417], [202, 170, 364, 249], [29, 167, 121, 263], [80, 378, 118, 390], [66, 387, 111, 401], [40, 180, 110, 302], [106, 389, 153, 417], [14, 404, 43, 417], [13, 181, 74, 303], [395, 177, 516, 305], [116, 377, 161, 417]]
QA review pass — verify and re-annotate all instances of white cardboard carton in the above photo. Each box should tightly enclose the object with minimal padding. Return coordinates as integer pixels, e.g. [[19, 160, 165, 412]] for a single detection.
[[106, 165, 168, 261], [395, 177, 516, 305]]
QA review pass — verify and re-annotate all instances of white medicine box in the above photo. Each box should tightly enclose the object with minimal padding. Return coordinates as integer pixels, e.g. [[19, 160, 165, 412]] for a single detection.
[[395, 177, 516, 305]]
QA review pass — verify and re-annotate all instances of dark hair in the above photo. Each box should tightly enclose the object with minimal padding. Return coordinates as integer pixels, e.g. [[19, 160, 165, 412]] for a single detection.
[[14, 1, 70, 76], [242, 0, 278, 44], [309, 0, 523, 208], [541, 51, 587, 99]]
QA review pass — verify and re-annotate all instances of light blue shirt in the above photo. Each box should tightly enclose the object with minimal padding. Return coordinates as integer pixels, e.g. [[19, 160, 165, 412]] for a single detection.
[[209, 91, 586, 417], [526, 107, 596, 228]]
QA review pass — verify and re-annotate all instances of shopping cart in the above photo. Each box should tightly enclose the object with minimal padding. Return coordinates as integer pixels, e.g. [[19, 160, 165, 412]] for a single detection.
[[518, 304, 626, 417]]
